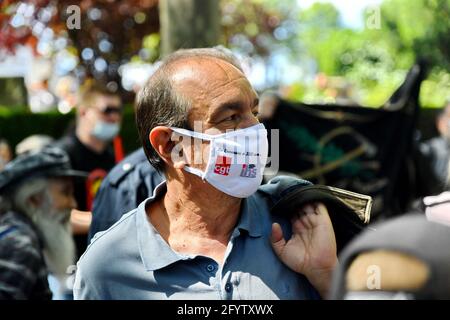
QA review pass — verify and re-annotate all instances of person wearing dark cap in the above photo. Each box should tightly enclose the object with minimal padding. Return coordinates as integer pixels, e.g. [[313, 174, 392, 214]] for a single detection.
[[329, 214, 450, 300], [0, 147, 86, 300]]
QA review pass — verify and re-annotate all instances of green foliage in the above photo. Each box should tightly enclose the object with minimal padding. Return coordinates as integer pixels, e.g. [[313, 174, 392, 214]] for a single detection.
[[142, 33, 161, 62], [221, 0, 299, 57], [294, 0, 450, 107]]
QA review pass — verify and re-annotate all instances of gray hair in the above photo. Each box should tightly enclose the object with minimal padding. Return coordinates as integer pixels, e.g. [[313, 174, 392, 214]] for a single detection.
[[0, 178, 48, 218], [135, 46, 244, 172]]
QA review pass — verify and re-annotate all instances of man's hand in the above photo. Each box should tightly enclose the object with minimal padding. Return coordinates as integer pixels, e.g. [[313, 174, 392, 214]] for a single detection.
[[70, 209, 92, 235], [270, 202, 337, 298]]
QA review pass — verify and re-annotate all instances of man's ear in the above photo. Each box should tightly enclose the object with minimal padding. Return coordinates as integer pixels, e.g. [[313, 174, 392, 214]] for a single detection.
[[28, 193, 44, 209], [149, 126, 186, 169]]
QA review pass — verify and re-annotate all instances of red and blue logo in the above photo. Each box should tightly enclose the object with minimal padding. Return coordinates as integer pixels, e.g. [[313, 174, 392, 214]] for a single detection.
[[240, 164, 257, 178], [214, 155, 232, 176]]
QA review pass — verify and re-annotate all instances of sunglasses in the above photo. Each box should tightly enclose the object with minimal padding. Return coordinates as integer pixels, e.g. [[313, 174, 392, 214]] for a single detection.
[[100, 105, 123, 116]]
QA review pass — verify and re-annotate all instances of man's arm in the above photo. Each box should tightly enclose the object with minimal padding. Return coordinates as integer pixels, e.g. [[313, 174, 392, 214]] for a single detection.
[[71, 209, 92, 235], [270, 203, 338, 298], [0, 229, 49, 299]]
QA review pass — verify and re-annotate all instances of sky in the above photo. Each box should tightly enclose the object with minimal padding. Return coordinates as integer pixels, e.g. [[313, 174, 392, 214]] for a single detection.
[[297, 0, 384, 29]]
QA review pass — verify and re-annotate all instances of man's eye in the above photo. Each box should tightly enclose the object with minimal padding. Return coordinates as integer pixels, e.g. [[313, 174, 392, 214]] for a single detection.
[[223, 114, 238, 122], [253, 111, 259, 117]]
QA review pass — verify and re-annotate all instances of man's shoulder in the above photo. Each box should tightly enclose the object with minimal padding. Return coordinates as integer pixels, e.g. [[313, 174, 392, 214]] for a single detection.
[[0, 211, 42, 263], [0, 211, 40, 246], [104, 148, 155, 187], [75, 208, 140, 298], [422, 137, 449, 154], [257, 175, 312, 205], [80, 209, 138, 266]]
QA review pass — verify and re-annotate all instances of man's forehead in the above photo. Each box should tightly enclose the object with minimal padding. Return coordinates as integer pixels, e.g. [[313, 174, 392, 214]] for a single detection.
[[168, 56, 245, 87]]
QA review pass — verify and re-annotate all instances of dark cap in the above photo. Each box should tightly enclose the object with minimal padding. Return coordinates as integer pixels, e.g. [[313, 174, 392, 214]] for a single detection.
[[329, 214, 450, 299], [0, 146, 88, 194]]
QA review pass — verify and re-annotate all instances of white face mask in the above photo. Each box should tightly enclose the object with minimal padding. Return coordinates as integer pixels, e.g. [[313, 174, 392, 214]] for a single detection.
[[92, 120, 120, 141], [171, 123, 269, 198]]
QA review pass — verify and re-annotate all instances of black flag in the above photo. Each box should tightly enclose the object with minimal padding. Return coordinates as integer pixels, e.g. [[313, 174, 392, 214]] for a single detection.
[[264, 61, 427, 219]]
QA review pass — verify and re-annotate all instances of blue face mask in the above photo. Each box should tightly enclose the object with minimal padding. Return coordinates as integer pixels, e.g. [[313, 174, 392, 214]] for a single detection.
[[92, 120, 120, 141]]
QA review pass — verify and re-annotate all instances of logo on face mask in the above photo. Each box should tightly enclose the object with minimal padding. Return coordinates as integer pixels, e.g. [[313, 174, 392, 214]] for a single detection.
[[213, 155, 232, 176], [170, 123, 271, 198], [240, 164, 257, 178]]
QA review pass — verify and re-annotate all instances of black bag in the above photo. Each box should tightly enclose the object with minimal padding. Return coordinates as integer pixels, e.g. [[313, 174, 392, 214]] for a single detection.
[[259, 176, 372, 253]]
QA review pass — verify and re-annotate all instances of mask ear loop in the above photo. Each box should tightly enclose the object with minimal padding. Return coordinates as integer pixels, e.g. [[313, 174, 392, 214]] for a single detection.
[[201, 136, 217, 181], [170, 128, 213, 180]]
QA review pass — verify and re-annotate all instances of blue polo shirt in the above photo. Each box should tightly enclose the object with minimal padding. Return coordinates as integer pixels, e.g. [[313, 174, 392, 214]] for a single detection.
[[74, 181, 319, 300]]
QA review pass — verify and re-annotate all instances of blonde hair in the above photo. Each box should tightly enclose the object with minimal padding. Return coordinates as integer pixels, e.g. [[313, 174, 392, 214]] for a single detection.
[[77, 79, 118, 110]]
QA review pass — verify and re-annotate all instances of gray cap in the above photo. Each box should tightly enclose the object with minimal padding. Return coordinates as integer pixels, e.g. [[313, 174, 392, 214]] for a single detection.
[[0, 146, 88, 194], [329, 214, 450, 299]]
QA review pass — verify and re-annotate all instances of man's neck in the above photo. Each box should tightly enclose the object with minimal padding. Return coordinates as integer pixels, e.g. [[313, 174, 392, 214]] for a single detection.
[[147, 173, 242, 263], [76, 127, 107, 154], [165, 177, 241, 238]]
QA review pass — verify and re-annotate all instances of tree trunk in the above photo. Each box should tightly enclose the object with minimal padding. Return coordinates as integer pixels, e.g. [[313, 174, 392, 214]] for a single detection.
[[159, 0, 220, 56]]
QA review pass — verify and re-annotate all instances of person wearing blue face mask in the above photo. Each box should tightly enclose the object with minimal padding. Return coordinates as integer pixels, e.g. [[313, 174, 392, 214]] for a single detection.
[[55, 81, 123, 259], [74, 48, 340, 300]]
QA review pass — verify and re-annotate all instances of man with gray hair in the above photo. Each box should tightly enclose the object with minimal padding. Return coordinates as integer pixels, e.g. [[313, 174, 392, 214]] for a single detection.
[[75, 47, 339, 300], [0, 147, 86, 299]]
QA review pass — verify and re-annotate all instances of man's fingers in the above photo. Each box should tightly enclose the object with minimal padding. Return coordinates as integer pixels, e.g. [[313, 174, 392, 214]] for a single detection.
[[271, 223, 286, 258], [271, 222, 284, 242], [303, 204, 315, 216], [315, 202, 329, 216]]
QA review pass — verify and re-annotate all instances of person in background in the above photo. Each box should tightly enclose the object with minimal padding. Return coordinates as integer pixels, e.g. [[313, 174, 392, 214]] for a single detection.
[[14, 134, 73, 299], [414, 153, 450, 227], [0, 139, 13, 171], [329, 214, 450, 300], [55, 80, 123, 258], [415, 100, 450, 196], [75, 47, 338, 300], [0, 147, 86, 299]]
